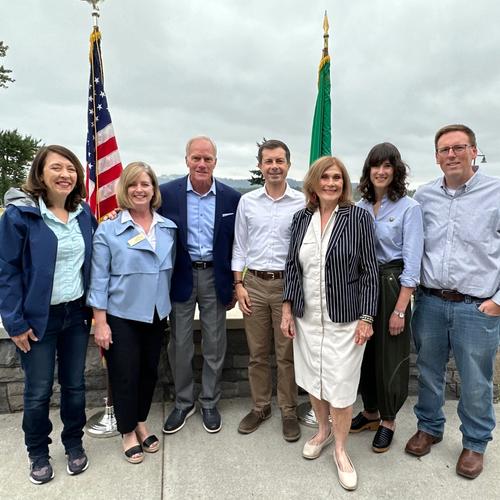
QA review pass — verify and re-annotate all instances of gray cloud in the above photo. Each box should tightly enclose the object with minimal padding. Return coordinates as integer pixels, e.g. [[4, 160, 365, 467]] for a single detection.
[[1, 0, 498, 187]]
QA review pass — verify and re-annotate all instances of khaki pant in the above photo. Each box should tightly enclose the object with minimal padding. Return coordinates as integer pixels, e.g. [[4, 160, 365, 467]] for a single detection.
[[243, 272, 297, 416]]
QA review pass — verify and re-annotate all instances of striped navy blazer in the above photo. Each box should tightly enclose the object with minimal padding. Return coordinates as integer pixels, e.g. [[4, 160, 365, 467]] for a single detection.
[[283, 205, 379, 323]]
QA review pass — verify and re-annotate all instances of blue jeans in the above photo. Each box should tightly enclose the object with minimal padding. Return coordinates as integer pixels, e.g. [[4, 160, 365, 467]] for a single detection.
[[20, 299, 90, 458], [412, 289, 500, 453]]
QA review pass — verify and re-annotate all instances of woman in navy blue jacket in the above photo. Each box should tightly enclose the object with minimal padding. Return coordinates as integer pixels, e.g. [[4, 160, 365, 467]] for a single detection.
[[0, 145, 95, 485]]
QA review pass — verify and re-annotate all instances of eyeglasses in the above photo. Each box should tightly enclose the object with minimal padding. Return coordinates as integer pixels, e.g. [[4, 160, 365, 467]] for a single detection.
[[436, 144, 473, 156]]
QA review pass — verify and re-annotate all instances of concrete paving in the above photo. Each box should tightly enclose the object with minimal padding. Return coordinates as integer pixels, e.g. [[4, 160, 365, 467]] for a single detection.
[[0, 396, 498, 499]]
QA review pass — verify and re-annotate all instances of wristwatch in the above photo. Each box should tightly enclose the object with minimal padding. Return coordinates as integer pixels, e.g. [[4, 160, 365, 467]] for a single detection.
[[392, 309, 405, 319]]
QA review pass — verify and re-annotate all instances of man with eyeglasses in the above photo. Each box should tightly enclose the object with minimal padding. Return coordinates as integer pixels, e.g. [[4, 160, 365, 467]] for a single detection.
[[232, 139, 304, 441], [405, 124, 500, 479]]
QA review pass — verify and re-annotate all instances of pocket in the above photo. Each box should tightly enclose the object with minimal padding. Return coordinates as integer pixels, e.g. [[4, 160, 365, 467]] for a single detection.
[[474, 303, 500, 319]]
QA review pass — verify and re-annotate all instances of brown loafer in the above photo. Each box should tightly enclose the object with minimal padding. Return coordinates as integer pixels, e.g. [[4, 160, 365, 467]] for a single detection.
[[282, 415, 301, 442], [405, 430, 442, 457], [238, 406, 271, 434], [456, 449, 483, 479]]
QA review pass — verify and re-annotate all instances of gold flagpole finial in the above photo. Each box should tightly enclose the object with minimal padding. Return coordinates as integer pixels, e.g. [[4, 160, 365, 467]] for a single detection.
[[322, 11, 330, 56], [82, 0, 104, 27]]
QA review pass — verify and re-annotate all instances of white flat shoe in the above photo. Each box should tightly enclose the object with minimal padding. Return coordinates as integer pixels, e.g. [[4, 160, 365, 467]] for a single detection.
[[302, 431, 335, 459], [333, 449, 357, 491]]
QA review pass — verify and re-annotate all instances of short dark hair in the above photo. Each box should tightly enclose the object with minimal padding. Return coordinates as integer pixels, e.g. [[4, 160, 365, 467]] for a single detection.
[[23, 145, 86, 212], [256, 138, 291, 165], [358, 142, 408, 203], [434, 124, 476, 149]]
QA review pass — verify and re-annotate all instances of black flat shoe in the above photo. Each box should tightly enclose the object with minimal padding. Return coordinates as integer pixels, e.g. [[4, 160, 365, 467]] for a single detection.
[[350, 412, 379, 433], [372, 426, 394, 453]]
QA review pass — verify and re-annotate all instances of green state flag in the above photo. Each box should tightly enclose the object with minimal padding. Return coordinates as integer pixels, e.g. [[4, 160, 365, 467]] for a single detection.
[[309, 14, 332, 165]]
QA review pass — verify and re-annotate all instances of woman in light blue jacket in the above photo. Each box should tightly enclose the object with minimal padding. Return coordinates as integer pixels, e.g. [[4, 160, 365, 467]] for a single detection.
[[87, 162, 176, 464]]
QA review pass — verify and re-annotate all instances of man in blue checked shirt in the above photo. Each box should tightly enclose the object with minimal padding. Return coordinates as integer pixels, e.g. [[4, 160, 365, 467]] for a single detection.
[[405, 124, 500, 480], [158, 136, 240, 435]]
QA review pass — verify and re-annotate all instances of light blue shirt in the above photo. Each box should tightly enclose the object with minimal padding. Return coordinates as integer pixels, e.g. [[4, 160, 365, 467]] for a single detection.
[[357, 195, 423, 288], [39, 198, 85, 305], [87, 210, 177, 322], [414, 170, 500, 303], [186, 176, 216, 261]]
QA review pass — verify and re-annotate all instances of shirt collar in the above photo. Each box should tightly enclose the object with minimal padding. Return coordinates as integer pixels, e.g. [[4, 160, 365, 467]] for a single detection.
[[39, 197, 82, 223], [439, 166, 480, 194], [187, 176, 216, 196], [261, 182, 293, 201]]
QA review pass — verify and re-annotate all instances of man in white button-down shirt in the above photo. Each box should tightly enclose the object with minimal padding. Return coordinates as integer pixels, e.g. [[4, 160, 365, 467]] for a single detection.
[[232, 139, 305, 441]]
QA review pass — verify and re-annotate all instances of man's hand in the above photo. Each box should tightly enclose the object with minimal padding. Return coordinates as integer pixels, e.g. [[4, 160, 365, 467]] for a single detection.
[[102, 208, 121, 221], [280, 302, 296, 339], [11, 328, 38, 353], [389, 314, 405, 336], [478, 299, 500, 317], [354, 320, 373, 345], [235, 284, 252, 315]]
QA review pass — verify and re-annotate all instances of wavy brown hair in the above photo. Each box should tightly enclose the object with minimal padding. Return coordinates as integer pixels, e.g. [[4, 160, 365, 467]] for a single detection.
[[303, 156, 353, 211], [358, 142, 408, 203], [23, 145, 86, 211]]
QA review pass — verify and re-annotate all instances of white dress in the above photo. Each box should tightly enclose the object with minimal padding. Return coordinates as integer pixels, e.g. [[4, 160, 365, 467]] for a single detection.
[[293, 209, 366, 408]]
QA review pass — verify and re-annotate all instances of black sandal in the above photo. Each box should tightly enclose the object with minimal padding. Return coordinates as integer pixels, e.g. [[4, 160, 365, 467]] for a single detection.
[[141, 434, 160, 453], [124, 444, 144, 464]]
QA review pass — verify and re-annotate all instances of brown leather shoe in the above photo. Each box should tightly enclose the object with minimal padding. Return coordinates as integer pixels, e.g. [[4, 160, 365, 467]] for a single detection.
[[405, 430, 442, 457], [282, 415, 301, 442], [238, 407, 271, 434], [456, 449, 483, 479]]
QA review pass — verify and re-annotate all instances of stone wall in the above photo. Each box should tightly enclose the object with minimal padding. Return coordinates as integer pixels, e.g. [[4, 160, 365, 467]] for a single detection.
[[1, 319, 499, 413]]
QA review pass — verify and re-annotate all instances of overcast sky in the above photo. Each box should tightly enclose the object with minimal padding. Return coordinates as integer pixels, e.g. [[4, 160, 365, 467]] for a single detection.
[[1, 0, 499, 186]]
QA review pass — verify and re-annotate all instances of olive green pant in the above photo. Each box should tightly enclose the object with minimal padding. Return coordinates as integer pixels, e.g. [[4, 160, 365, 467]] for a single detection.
[[359, 260, 411, 420]]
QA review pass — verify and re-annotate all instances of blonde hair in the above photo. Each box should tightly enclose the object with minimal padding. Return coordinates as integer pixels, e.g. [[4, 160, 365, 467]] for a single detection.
[[116, 162, 162, 210], [303, 156, 353, 211]]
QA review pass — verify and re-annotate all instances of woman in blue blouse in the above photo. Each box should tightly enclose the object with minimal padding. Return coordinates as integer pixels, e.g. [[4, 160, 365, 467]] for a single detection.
[[0, 145, 95, 484], [87, 162, 176, 464], [351, 143, 424, 452]]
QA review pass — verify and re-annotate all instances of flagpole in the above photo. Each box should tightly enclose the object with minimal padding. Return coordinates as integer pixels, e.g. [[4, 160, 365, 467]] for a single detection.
[[298, 12, 333, 427], [81, 0, 119, 438]]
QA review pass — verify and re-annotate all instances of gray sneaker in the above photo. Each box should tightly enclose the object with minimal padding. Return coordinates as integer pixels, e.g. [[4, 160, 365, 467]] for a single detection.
[[66, 447, 89, 475], [29, 456, 54, 485]]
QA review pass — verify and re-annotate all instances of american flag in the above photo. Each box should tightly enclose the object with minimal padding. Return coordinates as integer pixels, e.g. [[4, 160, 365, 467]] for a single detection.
[[86, 26, 122, 220]]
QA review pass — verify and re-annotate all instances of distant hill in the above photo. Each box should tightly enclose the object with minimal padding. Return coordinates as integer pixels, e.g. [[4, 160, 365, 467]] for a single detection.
[[157, 175, 302, 190], [156, 175, 369, 199]]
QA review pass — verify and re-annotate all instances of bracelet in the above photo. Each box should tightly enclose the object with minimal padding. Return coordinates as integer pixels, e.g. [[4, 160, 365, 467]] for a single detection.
[[359, 314, 374, 324], [233, 280, 243, 287]]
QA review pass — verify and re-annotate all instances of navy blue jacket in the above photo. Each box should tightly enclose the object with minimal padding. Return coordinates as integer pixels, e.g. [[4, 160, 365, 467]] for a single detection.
[[0, 190, 96, 339], [158, 176, 240, 305]]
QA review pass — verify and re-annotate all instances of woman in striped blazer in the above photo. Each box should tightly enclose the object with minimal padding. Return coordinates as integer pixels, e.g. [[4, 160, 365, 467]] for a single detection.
[[281, 156, 378, 491]]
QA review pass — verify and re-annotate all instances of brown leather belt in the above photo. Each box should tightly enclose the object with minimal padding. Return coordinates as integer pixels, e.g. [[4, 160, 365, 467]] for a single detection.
[[421, 286, 483, 303], [247, 269, 284, 280], [192, 261, 213, 270]]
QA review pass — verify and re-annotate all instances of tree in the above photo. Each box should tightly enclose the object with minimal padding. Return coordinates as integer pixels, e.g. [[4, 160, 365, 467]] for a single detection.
[[0, 41, 15, 89], [248, 168, 264, 186], [0, 130, 41, 203], [247, 138, 266, 186]]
